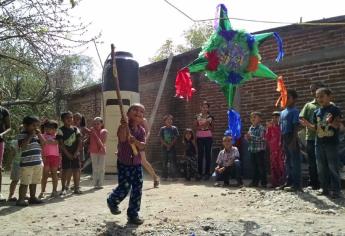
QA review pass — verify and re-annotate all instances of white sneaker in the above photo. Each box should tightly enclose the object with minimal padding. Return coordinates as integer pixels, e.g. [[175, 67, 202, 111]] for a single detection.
[[0, 193, 6, 202]]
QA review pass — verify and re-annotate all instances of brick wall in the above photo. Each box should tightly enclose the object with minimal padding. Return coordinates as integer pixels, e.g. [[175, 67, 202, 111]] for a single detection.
[[66, 84, 102, 126], [65, 16, 345, 168]]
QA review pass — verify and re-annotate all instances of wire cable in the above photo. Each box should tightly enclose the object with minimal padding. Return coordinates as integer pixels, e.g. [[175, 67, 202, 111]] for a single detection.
[[164, 0, 345, 26]]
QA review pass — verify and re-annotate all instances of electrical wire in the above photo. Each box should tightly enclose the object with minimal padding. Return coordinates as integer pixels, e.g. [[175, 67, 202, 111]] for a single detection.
[[164, 0, 345, 26]]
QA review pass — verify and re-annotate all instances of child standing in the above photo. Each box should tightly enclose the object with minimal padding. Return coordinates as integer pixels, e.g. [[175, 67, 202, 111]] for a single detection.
[[299, 82, 326, 190], [265, 111, 285, 188], [280, 89, 301, 192], [183, 128, 198, 181], [17, 116, 44, 206], [214, 136, 242, 187], [194, 101, 214, 180], [7, 139, 21, 201], [39, 120, 59, 198], [89, 117, 108, 189], [57, 111, 82, 195], [245, 112, 267, 187], [107, 103, 146, 225], [301, 88, 342, 198], [0, 102, 11, 202], [159, 114, 179, 180]]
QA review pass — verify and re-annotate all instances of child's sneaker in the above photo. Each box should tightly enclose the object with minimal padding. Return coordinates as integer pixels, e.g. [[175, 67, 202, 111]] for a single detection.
[[214, 182, 222, 187], [0, 193, 6, 202], [16, 199, 29, 207], [7, 197, 18, 202], [127, 216, 144, 225], [50, 191, 59, 198], [38, 192, 45, 199], [29, 197, 43, 204], [107, 199, 121, 215], [74, 188, 82, 195], [60, 189, 67, 196]]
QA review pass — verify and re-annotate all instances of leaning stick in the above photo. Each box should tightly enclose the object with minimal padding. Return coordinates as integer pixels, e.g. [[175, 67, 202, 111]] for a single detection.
[[111, 44, 138, 156]]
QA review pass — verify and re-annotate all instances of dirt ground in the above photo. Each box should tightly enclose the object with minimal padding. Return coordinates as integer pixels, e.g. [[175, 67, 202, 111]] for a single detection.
[[1, 173, 345, 236]]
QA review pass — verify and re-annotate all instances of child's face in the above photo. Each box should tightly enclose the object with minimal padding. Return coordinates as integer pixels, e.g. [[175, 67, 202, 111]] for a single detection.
[[201, 104, 209, 114], [45, 127, 56, 135], [250, 115, 261, 125], [25, 121, 40, 134], [286, 95, 296, 107], [63, 114, 74, 126], [165, 117, 173, 126], [128, 106, 145, 124], [73, 115, 81, 126], [272, 115, 280, 124], [93, 120, 102, 129], [185, 132, 192, 140], [316, 91, 331, 107], [310, 84, 317, 98], [223, 137, 232, 149]]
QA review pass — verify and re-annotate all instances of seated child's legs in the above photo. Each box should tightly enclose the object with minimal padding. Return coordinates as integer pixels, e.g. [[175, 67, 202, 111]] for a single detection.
[[234, 160, 242, 183]]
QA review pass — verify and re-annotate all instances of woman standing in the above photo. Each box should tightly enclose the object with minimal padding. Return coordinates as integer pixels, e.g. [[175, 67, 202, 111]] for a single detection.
[[194, 101, 214, 180]]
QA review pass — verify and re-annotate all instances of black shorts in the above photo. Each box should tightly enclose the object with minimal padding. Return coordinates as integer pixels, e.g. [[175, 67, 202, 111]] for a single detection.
[[61, 156, 80, 170]]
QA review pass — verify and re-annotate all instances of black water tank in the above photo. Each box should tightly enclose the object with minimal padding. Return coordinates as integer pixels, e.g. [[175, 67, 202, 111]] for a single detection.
[[103, 51, 139, 92]]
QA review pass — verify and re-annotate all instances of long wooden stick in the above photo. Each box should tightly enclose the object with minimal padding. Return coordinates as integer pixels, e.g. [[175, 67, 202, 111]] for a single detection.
[[111, 44, 138, 156], [148, 53, 174, 132]]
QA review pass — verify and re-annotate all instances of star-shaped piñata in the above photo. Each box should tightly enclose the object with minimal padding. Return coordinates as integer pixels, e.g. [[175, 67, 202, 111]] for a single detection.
[[175, 4, 284, 108]]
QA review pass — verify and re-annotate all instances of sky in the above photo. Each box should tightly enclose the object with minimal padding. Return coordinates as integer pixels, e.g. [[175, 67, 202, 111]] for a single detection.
[[71, 0, 345, 78]]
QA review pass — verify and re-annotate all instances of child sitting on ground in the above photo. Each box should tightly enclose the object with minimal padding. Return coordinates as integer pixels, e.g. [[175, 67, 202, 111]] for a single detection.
[[214, 136, 243, 187]]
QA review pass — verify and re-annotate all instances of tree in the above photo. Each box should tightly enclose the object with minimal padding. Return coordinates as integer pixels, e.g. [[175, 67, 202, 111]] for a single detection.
[[0, 0, 96, 68], [0, 0, 98, 107], [149, 22, 213, 62]]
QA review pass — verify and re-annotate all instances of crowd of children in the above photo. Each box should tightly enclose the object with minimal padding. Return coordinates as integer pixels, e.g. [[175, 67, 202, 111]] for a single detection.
[[156, 82, 344, 201], [0, 111, 109, 206], [0, 81, 344, 225]]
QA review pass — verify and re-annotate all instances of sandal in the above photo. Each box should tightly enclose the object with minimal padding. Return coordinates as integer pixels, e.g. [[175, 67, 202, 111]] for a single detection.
[[154, 179, 160, 188]]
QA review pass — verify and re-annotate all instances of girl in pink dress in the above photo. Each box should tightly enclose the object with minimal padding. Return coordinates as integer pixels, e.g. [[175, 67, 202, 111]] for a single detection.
[[265, 111, 285, 187]]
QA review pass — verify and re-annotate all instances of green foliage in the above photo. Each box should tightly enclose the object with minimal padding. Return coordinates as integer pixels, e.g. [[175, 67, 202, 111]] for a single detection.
[[150, 22, 213, 62]]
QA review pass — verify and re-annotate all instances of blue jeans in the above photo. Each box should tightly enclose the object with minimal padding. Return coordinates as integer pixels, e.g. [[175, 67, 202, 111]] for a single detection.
[[283, 139, 301, 189], [162, 147, 177, 178], [316, 143, 341, 193], [107, 162, 143, 218], [216, 160, 242, 184]]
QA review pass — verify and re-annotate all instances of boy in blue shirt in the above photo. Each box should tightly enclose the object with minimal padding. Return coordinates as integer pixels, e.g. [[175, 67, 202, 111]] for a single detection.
[[280, 89, 302, 192]]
